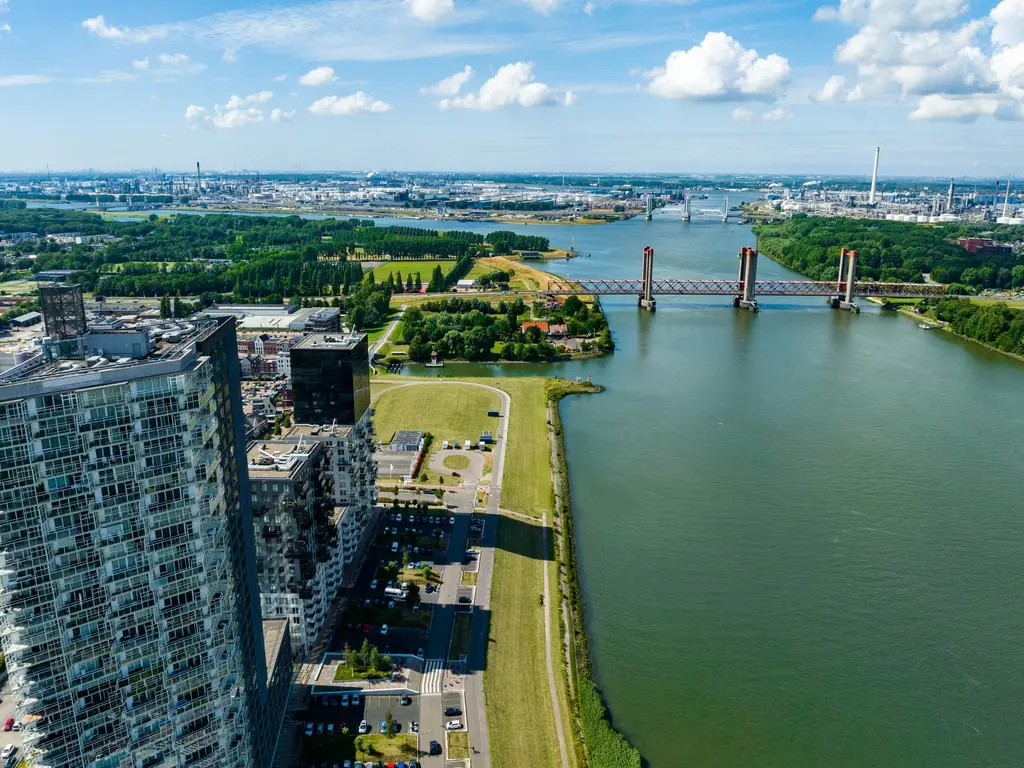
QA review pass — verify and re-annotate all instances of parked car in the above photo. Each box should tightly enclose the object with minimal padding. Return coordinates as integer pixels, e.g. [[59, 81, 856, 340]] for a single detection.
[[451, 471, 460, 477], [410, 721, 419, 733], [358, 720, 370, 734], [327, 723, 335, 735], [379, 720, 388, 734], [429, 741, 442, 755], [445, 720, 462, 731], [443, 706, 462, 717], [341, 693, 350, 706], [458, 595, 472, 604], [416, 647, 424, 657], [2, 719, 12, 732], [381, 624, 389, 635], [391, 541, 399, 553], [400, 695, 412, 705], [0, 747, 15, 761], [370, 579, 378, 590], [316, 723, 324, 735], [351, 692, 360, 705], [304, 723, 314, 736]]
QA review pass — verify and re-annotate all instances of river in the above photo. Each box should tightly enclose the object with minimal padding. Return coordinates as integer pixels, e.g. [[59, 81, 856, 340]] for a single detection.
[[34, 198, 1024, 765], [395, 200, 1024, 768]]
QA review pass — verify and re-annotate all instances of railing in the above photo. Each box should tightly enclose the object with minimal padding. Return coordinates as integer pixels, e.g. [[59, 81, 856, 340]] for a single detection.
[[544, 278, 950, 298]]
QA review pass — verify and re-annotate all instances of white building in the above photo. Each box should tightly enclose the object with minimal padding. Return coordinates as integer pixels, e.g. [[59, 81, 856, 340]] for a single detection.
[[0, 318, 273, 768]]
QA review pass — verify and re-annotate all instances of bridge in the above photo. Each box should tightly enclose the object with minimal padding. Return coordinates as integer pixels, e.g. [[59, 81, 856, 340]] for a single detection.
[[543, 247, 948, 313]]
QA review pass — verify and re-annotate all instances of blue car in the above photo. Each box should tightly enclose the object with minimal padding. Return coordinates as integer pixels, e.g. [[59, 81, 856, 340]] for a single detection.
[[379, 720, 388, 734]]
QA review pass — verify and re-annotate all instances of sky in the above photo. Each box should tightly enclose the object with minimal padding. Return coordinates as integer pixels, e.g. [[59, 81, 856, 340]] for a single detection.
[[0, 0, 1022, 175]]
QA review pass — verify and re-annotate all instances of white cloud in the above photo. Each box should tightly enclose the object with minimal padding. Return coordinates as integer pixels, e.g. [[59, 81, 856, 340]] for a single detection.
[[812, 0, 967, 30], [732, 106, 754, 121], [564, 90, 577, 105], [308, 91, 392, 115], [213, 107, 264, 129], [299, 66, 338, 86], [405, 0, 455, 22], [271, 108, 296, 122], [0, 74, 54, 87], [908, 92, 1021, 120], [438, 61, 561, 109], [645, 32, 790, 100], [420, 65, 474, 96], [81, 14, 167, 43], [185, 104, 209, 126], [0, 23, 10, 37], [226, 91, 274, 109], [524, 0, 563, 11], [133, 58, 149, 71], [762, 106, 792, 121], [150, 53, 206, 79], [76, 70, 139, 85], [223, 48, 239, 62], [991, 43, 1024, 98], [272, 73, 288, 82], [811, 74, 848, 101], [584, 1, 595, 12], [992, 0, 1024, 46]]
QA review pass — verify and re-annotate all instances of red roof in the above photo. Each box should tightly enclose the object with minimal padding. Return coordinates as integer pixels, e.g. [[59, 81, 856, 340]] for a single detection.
[[521, 321, 549, 333]]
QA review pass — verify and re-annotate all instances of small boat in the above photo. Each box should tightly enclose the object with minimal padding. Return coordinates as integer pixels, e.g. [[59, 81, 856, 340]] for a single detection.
[[919, 323, 939, 330]]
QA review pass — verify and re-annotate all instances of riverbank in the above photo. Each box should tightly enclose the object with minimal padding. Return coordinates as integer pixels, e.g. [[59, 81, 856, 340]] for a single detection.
[[548, 384, 642, 768]]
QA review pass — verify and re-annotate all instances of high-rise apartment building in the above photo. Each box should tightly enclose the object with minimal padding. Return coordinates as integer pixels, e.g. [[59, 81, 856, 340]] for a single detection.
[[0, 317, 274, 768]]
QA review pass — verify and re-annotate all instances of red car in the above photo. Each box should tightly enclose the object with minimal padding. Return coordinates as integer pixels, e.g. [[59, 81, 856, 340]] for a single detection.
[[3, 718, 14, 731]]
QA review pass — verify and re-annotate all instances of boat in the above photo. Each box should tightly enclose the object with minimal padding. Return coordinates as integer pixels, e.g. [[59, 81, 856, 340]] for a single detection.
[[919, 323, 939, 330]]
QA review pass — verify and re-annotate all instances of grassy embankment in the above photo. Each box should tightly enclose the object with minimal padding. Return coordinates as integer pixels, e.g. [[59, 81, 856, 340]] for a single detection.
[[371, 383, 500, 488], [369, 260, 458, 283]]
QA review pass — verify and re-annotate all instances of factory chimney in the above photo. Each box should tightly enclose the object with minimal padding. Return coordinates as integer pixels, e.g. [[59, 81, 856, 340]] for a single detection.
[[869, 147, 880, 205], [196, 162, 203, 194], [946, 178, 954, 212], [1003, 177, 1012, 218]]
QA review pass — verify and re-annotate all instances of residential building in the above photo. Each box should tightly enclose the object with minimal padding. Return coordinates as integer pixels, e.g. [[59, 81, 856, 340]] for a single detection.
[[276, 350, 291, 381], [248, 440, 329, 656], [548, 323, 569, 338], [0, 316, 272, 768], [290, 334, 370, 427], [956, 237, 1013, 256], [261, 619, 292, 760], [306, 307, 341, 333], [522, 320, 550, 334]]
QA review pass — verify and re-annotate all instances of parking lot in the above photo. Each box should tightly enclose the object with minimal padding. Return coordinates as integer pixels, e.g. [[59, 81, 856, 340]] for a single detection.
[[0, 686, 26, 766]]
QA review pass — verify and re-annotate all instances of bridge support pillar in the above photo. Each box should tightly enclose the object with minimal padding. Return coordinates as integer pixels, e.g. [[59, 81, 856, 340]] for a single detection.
[[734, 247, 759, 312], [638, 246, 656, 311], [828, 248, 860, 313]]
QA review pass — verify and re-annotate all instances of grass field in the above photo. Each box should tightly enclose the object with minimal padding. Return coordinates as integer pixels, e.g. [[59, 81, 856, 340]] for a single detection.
[[355, 734, 418, 762], [100, 261, 176, 273], [488, 378, 555, 519], [370, 260, 457, 283], [443, 454, 470, 470], [448, 731, 471, 760], [460, 570, 478, 586], [0, 279, 37, 295], [972, 296, 1024, 308], [448, 612, 472, 661], [477, 256, 553, 292], [370, 383, 500, 446]]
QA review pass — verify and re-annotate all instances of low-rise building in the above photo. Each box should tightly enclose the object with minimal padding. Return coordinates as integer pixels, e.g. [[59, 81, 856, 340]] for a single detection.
[[11, 311, 41, 327], [307, 307, 341, 332]]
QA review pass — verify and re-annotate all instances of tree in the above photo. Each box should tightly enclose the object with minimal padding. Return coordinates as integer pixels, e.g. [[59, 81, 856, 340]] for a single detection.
[[159, 294, 171, 319], [420, 564, 433, 582], [384, 710, 394, 738], [402, 550, 410, 570], [406, 582, 421, 608], [360, 638, 371, 667], [369, 645, 381, 672], [434, 488, 444, 501]]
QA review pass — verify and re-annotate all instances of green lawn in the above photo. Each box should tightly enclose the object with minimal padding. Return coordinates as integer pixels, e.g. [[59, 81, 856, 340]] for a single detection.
[[371, 260, 458, 283], [0, 280, 37, 295], [448, 612, 472, 661], [460, 570, 478, 586], [370, 382, 500, 446], [443, 454, 470, 470], [489, 378, 555, 519], [355, 734, 418, 762], [333, 662, 390, 682], [448, 731, 471, 759]]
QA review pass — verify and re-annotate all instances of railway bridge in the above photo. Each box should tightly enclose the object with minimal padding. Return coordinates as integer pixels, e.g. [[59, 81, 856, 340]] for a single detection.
[[543, 247, 949, 313]]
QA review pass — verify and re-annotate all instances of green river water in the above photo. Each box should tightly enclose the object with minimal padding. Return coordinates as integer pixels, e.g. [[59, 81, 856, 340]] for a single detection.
[[394, 202, 1024, 768]]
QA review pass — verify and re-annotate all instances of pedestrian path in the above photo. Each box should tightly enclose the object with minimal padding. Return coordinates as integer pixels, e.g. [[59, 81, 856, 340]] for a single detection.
[[420, 659, 446, 695]]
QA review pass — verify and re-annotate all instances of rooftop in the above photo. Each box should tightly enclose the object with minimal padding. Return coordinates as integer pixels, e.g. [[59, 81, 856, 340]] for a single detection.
[[293, 332, 367, 352], [286, 422, 353, 440], [246, 439, 319, 479], [262, 618, 290, 675]]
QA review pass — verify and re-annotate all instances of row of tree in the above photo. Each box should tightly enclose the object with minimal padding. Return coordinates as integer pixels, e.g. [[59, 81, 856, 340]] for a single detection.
[[929, 298, 1024, 356], [753, 215, 1021, 288]]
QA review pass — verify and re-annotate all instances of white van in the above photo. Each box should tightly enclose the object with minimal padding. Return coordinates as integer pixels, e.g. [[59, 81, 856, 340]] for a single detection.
[[442, 440, 449, 449]]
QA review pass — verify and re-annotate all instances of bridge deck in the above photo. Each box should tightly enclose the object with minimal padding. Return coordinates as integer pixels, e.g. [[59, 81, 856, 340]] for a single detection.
[[544, 278, 946, 299]]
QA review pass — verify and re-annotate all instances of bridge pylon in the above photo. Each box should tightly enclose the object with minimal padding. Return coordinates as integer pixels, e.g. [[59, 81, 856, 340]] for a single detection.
[[733, 247, 759, 312], [639, 246, 656, 311], [828, 248, 861, 313]]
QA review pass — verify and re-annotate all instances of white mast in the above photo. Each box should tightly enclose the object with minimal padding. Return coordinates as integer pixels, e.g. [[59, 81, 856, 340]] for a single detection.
[[869, 146, 880, 205]]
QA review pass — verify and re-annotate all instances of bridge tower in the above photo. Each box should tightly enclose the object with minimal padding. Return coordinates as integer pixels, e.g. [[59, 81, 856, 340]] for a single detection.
[[682, 195, 691, 222], [639, 246, 656, 311], [733, 247, 759, 312], [722, 196, 729, 222], [645, 195, 654, 221], [827, 247, 860, 313]]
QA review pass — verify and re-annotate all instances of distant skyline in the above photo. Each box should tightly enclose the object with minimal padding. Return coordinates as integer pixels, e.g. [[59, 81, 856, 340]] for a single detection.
[[0, 0, 1022, 175]]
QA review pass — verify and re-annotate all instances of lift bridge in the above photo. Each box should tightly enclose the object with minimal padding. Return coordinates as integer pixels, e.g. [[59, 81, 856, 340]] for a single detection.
[[543, 247, 948, 313]]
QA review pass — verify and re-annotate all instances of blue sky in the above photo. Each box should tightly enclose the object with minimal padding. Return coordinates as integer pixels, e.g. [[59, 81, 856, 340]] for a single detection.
[[0, 0, 1022, 175]]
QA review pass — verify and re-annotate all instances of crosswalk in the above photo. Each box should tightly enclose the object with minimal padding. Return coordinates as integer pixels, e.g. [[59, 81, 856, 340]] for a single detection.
[[420, 659, 445, 695]]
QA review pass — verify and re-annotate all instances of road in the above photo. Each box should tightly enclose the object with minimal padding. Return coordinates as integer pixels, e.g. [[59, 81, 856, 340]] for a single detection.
[[369, 305, 406, 359], [372, 380, 510, 768]]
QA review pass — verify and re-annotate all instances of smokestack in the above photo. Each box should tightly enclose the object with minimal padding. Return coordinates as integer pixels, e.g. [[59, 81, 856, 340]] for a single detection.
[[1003, 177, 1012, 218], [196, 162, 202, 194], [947, 178, 954, 212], [869, 146, 880, 205]]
